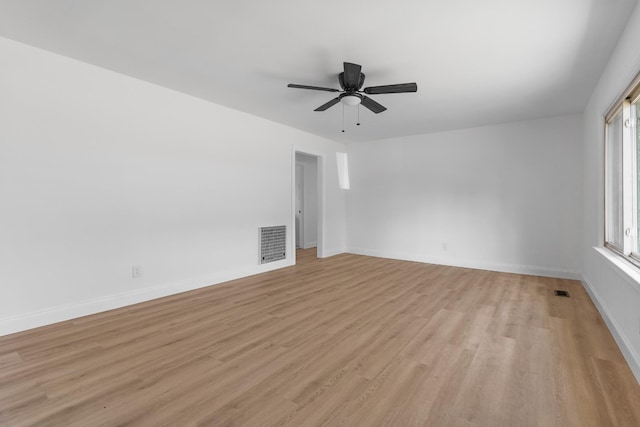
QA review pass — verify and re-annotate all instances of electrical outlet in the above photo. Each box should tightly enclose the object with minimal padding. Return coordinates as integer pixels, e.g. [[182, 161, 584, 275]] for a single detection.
[[132, 265, 142, 278]]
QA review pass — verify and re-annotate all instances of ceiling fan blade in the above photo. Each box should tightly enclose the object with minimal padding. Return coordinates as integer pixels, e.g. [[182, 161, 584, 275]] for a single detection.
[[288, 83, 340, 93], [360, 96, 387, 114], [314, 97, 341, 111], [343, 62, 362, 89], [363, 83, 418, 94]]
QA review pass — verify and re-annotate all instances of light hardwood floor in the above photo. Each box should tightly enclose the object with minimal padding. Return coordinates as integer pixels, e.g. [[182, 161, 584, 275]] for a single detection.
[[1, 249, 639, 426]]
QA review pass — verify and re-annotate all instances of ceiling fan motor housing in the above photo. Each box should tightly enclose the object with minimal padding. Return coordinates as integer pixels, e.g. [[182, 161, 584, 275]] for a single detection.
[[339, 72, 366, 90]]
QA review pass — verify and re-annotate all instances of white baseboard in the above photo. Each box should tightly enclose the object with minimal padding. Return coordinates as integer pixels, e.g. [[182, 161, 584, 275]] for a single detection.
[[0, 259, 292, 337], [581, 276, 640, 385], [347, 247, 581, 280], [321, 248, 346, 258]]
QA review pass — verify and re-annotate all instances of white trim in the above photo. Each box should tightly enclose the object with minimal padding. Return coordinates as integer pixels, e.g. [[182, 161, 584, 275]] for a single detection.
[[295, 161, 305, 250], [594, 247, 640, 294], [347, 247, 581, 280], [290, 147, 297, 265], [0, 260, 291, 337], [320, 248, 345, 258], [582, 275, 640, 385]]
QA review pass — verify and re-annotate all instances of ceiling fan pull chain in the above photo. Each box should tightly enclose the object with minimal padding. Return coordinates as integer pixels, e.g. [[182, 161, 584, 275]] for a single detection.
[[357, 104, 360, 126], [342, 104, 345, 133]]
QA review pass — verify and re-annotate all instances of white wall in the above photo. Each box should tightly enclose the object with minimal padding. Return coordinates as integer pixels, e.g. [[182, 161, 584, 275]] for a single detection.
[[0, 37, 346, 335], [347, 114, 583, 279], [581, 2, 640, 383]]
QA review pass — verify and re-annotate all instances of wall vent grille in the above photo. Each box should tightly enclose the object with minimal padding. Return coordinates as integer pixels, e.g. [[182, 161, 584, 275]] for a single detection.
[[259, 225, 286, 264]]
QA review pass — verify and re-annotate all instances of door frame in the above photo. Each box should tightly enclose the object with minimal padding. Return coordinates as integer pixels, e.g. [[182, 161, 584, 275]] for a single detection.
[[291, 146, 324, 264], [295, 162, 304, 249]]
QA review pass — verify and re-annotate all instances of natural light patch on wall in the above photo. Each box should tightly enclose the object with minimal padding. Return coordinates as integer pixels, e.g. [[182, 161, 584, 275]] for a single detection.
[[337, 152, 350, 190]]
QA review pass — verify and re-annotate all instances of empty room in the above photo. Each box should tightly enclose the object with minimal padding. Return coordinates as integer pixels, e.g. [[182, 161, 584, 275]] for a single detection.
[[2, 1, 640, 426]]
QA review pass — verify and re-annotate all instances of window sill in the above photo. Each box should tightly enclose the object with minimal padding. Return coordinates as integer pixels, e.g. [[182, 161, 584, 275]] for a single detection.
[[594, 247, 640, 294]]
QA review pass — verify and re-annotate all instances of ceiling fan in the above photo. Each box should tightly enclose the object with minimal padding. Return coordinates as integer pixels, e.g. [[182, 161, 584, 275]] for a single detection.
[[287, 62, 417, 114]]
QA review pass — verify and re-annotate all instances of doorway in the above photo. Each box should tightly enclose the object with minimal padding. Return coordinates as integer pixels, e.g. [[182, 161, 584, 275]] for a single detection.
[[295, 163, 304, 249], [294, 151, 321, 261]]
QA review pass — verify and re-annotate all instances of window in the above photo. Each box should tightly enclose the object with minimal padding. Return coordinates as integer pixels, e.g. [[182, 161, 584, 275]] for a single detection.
[[605, 72, 640, 266], [336, 152, 350, 190]]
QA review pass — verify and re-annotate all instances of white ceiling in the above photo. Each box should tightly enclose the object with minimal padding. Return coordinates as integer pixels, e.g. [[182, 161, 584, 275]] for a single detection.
[[0, 0, 636, 142]]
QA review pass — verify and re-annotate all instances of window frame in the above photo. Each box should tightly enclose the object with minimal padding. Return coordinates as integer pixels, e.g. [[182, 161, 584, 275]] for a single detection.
[[604, 71, 640, 267]]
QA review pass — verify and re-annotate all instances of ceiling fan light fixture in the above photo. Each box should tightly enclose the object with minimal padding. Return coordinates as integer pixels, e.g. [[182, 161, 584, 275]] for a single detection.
[[341, 95, 361, 106]]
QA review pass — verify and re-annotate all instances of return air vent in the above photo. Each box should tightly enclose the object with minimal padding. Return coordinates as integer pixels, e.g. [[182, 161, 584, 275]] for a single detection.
[[259, 225, 286, 264]]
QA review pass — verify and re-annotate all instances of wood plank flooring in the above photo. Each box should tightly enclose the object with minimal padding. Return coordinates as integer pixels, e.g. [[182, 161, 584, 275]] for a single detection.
[[1, 249, 639, 426]]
